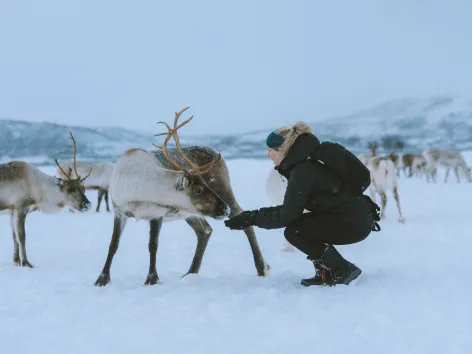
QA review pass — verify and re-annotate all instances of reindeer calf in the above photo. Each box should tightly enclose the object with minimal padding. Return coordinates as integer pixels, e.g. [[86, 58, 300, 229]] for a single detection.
[[366, 156, 405, 223]]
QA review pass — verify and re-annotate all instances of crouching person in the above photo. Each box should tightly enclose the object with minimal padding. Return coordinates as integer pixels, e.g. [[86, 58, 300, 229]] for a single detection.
[[224, 122, 381, 286]]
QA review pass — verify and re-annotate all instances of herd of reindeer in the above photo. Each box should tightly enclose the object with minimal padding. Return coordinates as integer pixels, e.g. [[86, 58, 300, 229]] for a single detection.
[[1, 107, 471, 286], [0, 107, 270, 286]]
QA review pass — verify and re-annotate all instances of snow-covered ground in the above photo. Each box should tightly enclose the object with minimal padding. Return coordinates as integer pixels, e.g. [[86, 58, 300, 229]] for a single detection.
[[1, 159, 472, 354]]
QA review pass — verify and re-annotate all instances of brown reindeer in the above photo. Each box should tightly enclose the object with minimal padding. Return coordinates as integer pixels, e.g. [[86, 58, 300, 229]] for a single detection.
[[94, 107, 270, 287], [0, 133, 92, 267]]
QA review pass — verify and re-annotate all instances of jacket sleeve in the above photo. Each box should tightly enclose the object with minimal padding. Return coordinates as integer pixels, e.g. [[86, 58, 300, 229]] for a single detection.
[[253, 162, 316, 229]]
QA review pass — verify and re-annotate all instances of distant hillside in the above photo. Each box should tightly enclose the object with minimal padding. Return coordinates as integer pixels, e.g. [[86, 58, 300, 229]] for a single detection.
[[1, 95, 471, 165]]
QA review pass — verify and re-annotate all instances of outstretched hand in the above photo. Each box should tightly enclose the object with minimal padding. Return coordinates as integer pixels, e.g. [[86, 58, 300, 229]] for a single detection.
[[224, 211, 257, 230]]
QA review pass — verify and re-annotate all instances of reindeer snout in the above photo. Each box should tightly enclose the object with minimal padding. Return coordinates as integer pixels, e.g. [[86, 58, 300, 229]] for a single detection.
[[81, 199, 92, 211], [214, 203, 230, 219]]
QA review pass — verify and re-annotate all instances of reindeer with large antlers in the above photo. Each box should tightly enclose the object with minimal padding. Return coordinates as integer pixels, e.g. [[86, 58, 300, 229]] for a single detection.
[[94, 107, 270, 287], [0, 132, 92, 267]]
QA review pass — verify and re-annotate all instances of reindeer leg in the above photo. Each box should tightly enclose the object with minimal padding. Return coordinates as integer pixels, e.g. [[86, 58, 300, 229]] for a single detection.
[[144, 217, 162, 285], [182, 215, 212, 276], [379, 191, 387, 220], [94, 214, 127, 286], [393, 187, 405, 223], [10, 211, 20, 266], [369, 184, 377, 203], [454, 167, 461, 183], [14, 208, 33, 268], [229, 203, 269, 276], [96, 189, 104, 212], [444, 168, 451, 183], [104, 190, 110, 212], [206, 164, 269, 276], [242, 225, 270, 276]]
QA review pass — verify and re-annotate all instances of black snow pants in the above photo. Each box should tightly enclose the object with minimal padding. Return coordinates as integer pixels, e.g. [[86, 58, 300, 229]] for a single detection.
[[284, 197, 375, 259]]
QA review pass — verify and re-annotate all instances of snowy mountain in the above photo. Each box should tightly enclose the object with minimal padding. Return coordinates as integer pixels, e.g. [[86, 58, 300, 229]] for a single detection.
[[1, 95, 471, 165]]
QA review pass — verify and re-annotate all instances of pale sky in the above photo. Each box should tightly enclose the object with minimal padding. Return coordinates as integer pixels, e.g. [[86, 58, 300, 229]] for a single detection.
[[0, 0, 470, 136]]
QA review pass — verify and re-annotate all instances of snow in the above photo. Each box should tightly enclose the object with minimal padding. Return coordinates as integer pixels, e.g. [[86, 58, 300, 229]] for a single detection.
[[1, 159, 472, 354]]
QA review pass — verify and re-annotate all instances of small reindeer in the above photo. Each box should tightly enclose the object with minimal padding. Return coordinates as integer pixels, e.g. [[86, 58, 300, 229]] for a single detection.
[[94, 107, 269, 287], [0, 133, 92, 267], [264, 168, 296, 252], [366, 155, 405, 223], [410, 154, 427, 178], [423, 148, 471, 183], [56, 161, 114, 212], [357, 142, 377, 166]]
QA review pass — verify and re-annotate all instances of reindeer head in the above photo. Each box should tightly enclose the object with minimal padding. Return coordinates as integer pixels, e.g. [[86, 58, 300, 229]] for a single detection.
[[368, 142, 377, 156], [55, 132, 92, 212], [153, 107, 230, 219]]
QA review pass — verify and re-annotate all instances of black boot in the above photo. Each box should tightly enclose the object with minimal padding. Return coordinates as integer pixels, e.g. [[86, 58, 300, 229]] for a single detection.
[[301, 245, 362, 287]]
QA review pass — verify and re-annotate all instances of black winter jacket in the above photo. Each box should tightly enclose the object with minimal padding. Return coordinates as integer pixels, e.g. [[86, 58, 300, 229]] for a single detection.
[[253, 133, 370, 230]]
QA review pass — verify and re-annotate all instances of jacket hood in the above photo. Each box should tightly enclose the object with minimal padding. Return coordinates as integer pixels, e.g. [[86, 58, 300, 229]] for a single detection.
[[275, 133, 321, 177]]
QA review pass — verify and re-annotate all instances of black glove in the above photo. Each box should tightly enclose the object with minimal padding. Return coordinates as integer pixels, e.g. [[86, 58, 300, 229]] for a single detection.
[[224, 210, 257, 230]]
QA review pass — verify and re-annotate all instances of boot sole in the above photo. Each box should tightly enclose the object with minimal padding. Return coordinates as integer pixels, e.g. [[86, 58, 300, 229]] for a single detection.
[[341, 268, 362, 285]]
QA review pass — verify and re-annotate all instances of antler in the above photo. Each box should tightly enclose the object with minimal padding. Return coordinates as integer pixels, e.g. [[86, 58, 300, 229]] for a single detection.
[[152, 107, 221, 176], [55, 132, 92, 181]]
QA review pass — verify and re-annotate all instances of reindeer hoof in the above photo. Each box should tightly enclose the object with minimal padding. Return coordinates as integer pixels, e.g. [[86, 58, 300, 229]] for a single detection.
[[181, 271, 198, 279], [257, 263, 271, 277], [94, 273, 111, 287], [399, 217, 406, 224], [144, 272, 159, 286], [20, 260, 34, 268], [13, 258, 20, 266]]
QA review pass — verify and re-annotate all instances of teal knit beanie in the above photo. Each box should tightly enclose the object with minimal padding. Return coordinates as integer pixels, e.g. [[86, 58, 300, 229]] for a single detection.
[[266, 131, 285, 150]]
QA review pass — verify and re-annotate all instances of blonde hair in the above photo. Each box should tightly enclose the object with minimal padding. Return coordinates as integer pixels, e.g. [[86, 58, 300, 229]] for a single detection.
[[274, 121, 313, 158]]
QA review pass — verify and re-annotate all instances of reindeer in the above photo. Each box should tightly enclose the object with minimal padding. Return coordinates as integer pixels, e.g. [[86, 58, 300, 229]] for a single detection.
[[0, 133, 92, 268], [409, 154, 427, 178], [265, 168, 297, 252], [357, 142, 377, 166], [366, 155, 405, 223], [423, 148, 471, 183], [56, 161, 114, 212], [94, 107, 270, 287]]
